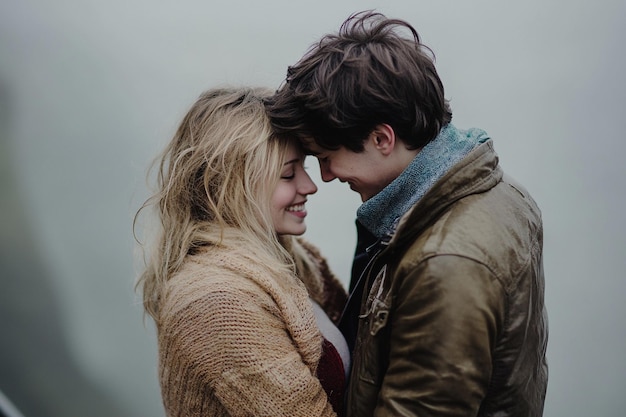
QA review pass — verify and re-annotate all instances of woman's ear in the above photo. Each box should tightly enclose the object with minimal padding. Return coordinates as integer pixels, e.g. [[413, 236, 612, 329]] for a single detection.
[[370, 124, 396, 156]]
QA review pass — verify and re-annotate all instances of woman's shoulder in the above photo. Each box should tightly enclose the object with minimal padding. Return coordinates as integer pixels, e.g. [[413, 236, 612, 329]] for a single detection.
[[164, 247, 271, 305]]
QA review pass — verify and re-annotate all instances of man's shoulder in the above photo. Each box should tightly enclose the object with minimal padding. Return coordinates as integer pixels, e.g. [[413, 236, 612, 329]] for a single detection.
[[391, 181, 541, 279]]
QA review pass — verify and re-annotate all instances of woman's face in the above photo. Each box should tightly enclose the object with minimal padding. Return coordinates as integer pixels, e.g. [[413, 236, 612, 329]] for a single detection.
[[271, 142, 318, 236]]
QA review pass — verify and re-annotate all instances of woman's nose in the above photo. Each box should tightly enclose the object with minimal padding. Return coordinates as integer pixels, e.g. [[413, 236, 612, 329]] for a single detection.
[[300, 171, 318, 195]]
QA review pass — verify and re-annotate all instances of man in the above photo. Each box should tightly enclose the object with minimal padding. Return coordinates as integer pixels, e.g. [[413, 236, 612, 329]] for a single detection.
[[266, 10, 548, 417]]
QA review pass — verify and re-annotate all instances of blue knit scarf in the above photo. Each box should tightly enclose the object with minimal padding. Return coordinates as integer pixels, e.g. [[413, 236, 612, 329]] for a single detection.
[[356, 124, 490, 238]]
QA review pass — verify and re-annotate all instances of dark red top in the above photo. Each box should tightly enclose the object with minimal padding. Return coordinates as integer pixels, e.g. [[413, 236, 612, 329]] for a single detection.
[[317, 338, 346, 416]]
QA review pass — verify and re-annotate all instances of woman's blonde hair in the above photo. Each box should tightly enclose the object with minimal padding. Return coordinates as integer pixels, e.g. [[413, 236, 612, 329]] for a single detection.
[[135, 87, 295, 320]]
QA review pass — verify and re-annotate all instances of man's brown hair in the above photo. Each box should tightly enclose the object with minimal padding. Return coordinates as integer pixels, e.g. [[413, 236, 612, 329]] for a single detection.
[[266, 10, 452, 152]]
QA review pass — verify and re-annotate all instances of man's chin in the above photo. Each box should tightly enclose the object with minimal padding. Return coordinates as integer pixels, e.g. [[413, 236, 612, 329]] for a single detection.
[[345, 182, 369, 201]]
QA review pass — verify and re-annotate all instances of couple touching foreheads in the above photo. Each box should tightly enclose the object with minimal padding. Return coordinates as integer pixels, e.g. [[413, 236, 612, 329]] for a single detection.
[[135, 10, 548, 417]]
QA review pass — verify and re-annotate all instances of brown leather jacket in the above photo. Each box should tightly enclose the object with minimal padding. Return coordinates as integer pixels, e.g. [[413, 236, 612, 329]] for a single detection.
[[345, 141, 548, 417]]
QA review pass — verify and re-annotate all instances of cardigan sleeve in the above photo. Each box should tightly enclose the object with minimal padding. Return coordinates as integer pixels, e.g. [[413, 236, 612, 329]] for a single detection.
[[159, 279, 337, 417], [294, 237, 348, 324]]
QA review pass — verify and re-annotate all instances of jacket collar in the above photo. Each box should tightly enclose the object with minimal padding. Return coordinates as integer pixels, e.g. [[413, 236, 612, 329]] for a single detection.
[[387, 140, 503, 252], [357, 124, 489, 239]]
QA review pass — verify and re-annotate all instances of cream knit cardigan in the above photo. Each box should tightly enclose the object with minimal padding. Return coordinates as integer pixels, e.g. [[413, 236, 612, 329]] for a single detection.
[[157, 236, 346, 417]]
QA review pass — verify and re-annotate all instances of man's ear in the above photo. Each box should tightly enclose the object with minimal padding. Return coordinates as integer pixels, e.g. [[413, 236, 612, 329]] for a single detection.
[[370, 124, 396, 156]]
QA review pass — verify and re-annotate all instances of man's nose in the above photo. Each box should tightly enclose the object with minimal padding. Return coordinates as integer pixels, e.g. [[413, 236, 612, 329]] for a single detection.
[[319, 161, 336, 182]]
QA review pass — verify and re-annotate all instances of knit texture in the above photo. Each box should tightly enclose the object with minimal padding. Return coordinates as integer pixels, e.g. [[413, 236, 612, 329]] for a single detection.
[[157, 234, 346, 417], [357, 124, 490, 238]]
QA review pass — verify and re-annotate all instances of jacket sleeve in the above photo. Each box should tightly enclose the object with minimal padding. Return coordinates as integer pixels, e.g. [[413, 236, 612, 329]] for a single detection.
[[374, 255, 506, 416], [159, 283, 337, 417]]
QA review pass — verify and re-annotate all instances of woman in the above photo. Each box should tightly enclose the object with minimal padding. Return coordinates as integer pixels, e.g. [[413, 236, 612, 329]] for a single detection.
[[135, 87, 348, 416]]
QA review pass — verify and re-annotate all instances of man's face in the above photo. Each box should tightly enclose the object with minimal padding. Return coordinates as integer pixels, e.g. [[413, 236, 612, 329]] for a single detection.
[[303, 135, 398, 202]]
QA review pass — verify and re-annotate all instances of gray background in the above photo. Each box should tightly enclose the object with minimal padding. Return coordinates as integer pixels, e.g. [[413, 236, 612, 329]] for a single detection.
[[0, 0, 624, 416]]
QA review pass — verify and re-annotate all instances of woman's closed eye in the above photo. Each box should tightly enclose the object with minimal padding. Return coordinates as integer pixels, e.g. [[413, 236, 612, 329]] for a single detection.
[[281, 170, 295, 180]]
